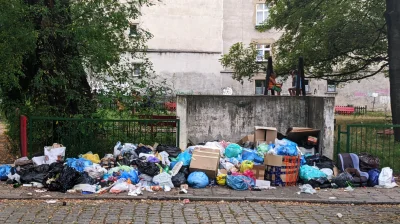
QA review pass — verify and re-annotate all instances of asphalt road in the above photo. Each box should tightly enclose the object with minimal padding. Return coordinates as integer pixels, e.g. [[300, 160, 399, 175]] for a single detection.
[[0, 200, 399, 224]]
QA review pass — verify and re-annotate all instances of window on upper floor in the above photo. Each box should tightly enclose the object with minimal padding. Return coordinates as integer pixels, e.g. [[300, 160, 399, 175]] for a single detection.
[[256, 3, 270, 26], [256, 44, 271, 62], [133, 63, 141, 76], [327, 80, 337, 92], [129, 24, 138, 37]]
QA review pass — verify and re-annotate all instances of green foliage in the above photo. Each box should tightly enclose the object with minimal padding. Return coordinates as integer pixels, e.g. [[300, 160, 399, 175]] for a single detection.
[[220, 42, 262, 83], [258, 0, 388, 82], [0, 0, 165, 154]]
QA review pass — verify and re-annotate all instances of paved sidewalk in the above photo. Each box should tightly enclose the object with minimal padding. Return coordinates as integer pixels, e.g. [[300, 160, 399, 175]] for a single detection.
[[0, 200, 399, 223], [1, 182, 399, 204]]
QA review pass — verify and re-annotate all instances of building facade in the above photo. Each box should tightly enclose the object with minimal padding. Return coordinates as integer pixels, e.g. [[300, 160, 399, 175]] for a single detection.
[[134, 0, 390, 110]]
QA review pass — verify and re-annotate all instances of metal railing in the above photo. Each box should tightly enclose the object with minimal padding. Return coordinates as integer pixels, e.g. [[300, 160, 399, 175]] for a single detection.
[[336, 124, 400, 173], [26, 117, 180, 157]]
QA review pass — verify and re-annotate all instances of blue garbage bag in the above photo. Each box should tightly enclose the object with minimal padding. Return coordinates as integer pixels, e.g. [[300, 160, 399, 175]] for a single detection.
[[66, 158, 93, 173], [0, 165, 11, 180], [229, 154, 243, 166], [225, 144, 242, 158], [300, 155, 307, 165], [299, 165, 327, 181], [169, 161, 178, 170], [242, 149, 264, 164], [276, 139, 298, 156], [226, 175, 255, 191], [176, 150, 192, 166], [120, 170, 139, 184], [367, 168, 380, 187], [187, 171, 209, 188]]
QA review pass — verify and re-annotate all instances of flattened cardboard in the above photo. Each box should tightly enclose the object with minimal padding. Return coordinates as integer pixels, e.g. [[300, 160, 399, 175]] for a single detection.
[[264, 154, 284, 166], [239, 134, 254, 144], [286, 127, 320, 143], [252, 165, 266, 180], [254, 126, 277, 145], [190, 147, 220, 179]]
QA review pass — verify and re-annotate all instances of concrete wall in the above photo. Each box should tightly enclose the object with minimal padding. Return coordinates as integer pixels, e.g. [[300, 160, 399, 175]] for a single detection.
[[177, 95, 335, 158]]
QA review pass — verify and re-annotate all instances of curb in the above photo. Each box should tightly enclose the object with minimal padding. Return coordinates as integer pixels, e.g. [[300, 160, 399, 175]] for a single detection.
[[0, 195, 398, 205]]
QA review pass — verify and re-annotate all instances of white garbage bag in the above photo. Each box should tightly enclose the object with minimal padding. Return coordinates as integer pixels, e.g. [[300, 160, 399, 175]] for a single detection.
[[44, 144, 66, 164]]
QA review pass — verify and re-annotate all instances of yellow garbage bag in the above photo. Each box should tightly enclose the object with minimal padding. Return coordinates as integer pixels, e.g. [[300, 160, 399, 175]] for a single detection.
[[82, 153, 101, 164], [217, 174, 227, 186], [240, 160, 254, 173]]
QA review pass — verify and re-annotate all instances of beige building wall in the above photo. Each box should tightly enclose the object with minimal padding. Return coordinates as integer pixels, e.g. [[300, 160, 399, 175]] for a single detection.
[[134, 0, 390, 110]]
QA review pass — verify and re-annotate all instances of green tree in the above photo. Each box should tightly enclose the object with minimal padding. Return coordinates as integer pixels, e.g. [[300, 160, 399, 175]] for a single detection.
[[221, 0, 400, 140], [0, 0, 156, 151]]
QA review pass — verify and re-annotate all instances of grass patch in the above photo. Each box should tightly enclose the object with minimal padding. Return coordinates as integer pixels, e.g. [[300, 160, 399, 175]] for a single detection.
[[335, 115, 400, 173]]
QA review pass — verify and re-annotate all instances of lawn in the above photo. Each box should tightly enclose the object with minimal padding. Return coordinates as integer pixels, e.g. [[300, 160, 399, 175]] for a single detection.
[[334, 114, 400, 173]]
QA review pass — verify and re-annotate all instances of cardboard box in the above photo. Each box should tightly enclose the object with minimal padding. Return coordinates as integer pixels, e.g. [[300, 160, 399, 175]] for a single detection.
[[190, 147, 221, 179], [286, 127, 320, 143], [239, 134, 254, 144], [251, 165, 266, 180], [254, 126, 277, 146], [264, 154, 301, 186]]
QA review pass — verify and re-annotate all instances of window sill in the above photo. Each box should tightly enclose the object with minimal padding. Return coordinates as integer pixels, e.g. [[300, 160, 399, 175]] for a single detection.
[[325, 92, 338, 95]]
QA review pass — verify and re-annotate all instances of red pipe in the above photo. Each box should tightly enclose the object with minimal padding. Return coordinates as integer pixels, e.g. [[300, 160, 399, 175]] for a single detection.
[[20, 115, 28, 157]]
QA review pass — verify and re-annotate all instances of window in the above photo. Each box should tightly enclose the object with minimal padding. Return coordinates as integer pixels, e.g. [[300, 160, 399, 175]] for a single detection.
[[256, 44, 271, 61], [133, 64, 141, 76], [304, 80, 310, 93], [327, 80, 337, 92], [255, 80, 266, 95], [129, 24, 138, 37], [256, 3, 269, 26]]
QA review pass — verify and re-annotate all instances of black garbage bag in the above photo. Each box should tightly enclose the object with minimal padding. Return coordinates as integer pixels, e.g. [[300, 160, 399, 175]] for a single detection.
[[135, 146, 152, 155], [48, 166, 81, 193], [75, 172, 96, 185], [156, 144, 181, 158], [306, 155, 334, 170], [303, 177, 330, 188], [43, 162, 65, 187], [332, 172, 353, 188], [358, 153, 380, 172], [171, 172, 187, 187], [131, 160, 160, 177], [180, 166, 190, 178], [19, 164, 50, 184]]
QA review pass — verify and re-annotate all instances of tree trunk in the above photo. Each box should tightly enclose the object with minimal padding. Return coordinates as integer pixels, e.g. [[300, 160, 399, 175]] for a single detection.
[[385, 0, 400, 141]]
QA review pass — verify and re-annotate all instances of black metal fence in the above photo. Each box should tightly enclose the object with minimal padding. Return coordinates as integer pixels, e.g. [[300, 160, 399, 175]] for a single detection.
[[336, 124, 400, 173], [27, 117, 179, 157]]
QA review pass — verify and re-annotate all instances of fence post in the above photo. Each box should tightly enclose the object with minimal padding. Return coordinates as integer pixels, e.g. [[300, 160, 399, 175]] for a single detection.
[[336, 125, 341, 155], [176, 119, 180, 148], [346, 125, 351, 153], [20, 115, 28, 157]]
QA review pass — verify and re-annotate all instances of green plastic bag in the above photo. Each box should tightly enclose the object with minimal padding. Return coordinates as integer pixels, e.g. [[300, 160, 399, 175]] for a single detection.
[[225, 144, 242, 158], [257, 143, 269, 155]]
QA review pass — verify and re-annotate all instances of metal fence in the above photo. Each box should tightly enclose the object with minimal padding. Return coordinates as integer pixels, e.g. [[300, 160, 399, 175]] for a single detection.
[[26, 117, 179, 158], [336, 124, 400, 173]]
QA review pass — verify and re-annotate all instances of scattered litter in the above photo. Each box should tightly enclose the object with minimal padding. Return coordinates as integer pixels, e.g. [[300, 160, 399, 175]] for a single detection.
[[329, 197, 337, 200], [344, 186, 354, 192], [35, 189, 47, 193], [41, 195, 51, 198], [128, 188, 143, 196], [298, 184, 316, 194], [27, 192, 32, 196], [180, 188, 188, 194], [337, 213, 343, 218], [182, 199, 190, 204], [45, 200, 58, 204]]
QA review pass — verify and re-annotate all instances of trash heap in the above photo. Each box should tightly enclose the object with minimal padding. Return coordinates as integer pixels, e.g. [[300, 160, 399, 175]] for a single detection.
[[0, 126, 397, 195]]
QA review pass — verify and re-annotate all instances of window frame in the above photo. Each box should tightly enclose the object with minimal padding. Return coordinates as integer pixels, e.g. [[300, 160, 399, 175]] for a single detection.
[[133, 63, 141, 77], [255, 3, 270, 26], [256, 44, 271, 62], [254, 79, 266, 95], [327, 80, 337, 93], [129, 24, 138, 37]]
